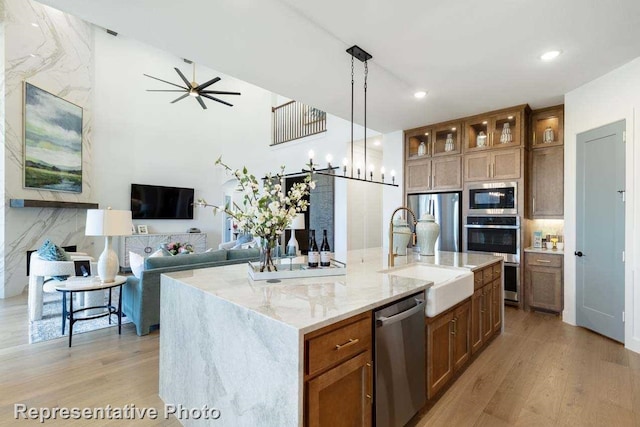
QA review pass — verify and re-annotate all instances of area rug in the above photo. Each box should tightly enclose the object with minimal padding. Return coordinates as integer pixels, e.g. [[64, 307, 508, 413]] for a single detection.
[[29, 286, 132, 344]]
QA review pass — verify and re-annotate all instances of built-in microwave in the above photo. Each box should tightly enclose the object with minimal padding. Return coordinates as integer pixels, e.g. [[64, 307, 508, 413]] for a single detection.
[[468, 182, 517, 215]]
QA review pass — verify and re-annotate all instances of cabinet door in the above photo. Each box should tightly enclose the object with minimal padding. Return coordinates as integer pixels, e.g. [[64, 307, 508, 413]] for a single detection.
[[405, 127, 432, 160], [490, 111, 521, 149], [482, 284, 493, 341], [531, 106, 563, 148], [530, 146, 564, 218], [471, 288, 483, 355], [427, 311, 454, 399], [405, 158, 432, 193], [172, 233, 207, 253], [491, 279, 502, 332], [464, 152, 491, 182], [121, 235, 168, 267], [525, 265, 563, 313], [452, 301, 470, 372], [432, 156, 462, 190], [433, 122, 461, 156], [464, 116, 490, 152], [492, 148, 521, 180], [306, 351, 372, 427]]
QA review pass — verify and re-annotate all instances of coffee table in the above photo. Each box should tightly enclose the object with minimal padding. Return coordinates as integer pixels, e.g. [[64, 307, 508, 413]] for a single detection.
[[54, 276, 127, 347]]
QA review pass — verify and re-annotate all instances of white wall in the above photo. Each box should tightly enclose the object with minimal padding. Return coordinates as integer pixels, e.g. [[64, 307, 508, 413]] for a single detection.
[[564, 55, 640, 353], [381, 130, 404, 254]]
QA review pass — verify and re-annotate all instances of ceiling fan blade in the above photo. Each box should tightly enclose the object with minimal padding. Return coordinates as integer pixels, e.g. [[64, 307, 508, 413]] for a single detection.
[[174, 68, 192, 88], [171, 93, 190, 104], [196, 77, 221, 91], [200, 90, 241, 96], [196, 96, 208, 109], [143, 74, 187, 90], [146, 89, 188, 92], [200, 93, 233, 107]]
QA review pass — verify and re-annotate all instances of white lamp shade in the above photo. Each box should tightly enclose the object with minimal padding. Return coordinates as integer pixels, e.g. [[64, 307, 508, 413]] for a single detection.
[[289, 213, 305, 230], [85, 209, 133, 236]]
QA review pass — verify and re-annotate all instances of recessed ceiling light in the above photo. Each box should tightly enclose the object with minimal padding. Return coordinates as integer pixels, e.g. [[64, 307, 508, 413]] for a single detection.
[[507, 116, 513, 120], [414, 91, 427, 99], [31, 23, 39, 28], [482, 121, 488, 125], [424, 132, 429, 136], [540, 50, 561, 61], [451, 127, 456, 131]]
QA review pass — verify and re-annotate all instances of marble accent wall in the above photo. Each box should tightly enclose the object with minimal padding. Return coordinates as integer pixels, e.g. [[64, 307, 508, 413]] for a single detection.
[[1, 0, 94, 298]]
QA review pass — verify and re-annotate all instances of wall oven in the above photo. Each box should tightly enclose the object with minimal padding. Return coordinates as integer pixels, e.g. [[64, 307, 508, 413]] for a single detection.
[[465, 216, 521, 303], [467, 181, 517, 215]]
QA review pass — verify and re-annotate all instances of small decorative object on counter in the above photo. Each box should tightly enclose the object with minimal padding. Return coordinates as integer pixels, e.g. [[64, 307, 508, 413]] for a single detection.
[[417, 141, 427, 156], [533, 231, 542, 248], [543, 126, 555, 143], [392, 218, 412, 256], [500, 122, 512, 143], [445, 133, 455, 151], [476, 131, 487, 148], [416, 213, 440, 256]]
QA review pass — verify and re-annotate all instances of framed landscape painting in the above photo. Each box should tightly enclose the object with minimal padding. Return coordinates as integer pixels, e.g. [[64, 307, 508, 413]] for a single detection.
[[24, 82, 83, 193]]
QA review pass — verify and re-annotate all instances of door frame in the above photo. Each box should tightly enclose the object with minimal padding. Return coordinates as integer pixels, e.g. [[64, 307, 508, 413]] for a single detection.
[[565, 112, 635, 351]]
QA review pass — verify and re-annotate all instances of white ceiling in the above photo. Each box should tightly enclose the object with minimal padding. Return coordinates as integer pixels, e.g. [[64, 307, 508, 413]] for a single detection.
[[37, 0, 640, 133]]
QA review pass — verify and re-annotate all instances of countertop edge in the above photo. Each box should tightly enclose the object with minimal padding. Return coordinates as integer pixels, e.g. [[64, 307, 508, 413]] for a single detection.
[[524, 247, 565, 255]]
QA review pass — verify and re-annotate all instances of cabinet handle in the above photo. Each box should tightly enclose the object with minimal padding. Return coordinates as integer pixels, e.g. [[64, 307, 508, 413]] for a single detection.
[[366, 362, 373, 401], [452, 318, 457, 335], [532, 197, 536, 213], [487, 163, 490, 177], [335, 338, 359, 350], [536, 259, 551, 263]]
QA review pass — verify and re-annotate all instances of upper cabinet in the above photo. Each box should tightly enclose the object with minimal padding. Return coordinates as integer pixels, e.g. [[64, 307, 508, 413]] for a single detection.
[[464, 108, 525, 152], [406, 126, 433, 160], [530, 105, 564, 149], [433, 122, 462, 156]]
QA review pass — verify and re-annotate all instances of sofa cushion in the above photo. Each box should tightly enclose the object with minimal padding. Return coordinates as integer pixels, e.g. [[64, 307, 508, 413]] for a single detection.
[[130, 252, 144, 279], [226, 247, 260, 261], [144, 250, 227, 270]]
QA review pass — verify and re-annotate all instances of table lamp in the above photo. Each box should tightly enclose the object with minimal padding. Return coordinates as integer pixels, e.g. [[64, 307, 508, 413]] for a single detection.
[[286, 213, 305, 257], [85, 208, 133, 283]]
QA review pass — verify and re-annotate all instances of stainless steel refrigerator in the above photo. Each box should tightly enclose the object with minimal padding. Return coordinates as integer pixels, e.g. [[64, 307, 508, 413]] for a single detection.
[[407, 192, 461, 252]]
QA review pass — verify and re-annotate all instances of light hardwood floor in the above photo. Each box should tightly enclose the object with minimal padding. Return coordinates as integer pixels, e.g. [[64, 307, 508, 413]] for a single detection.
[[1, 293, 639, 426]]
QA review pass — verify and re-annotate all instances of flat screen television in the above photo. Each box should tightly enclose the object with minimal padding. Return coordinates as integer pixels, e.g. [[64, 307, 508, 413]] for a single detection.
[[131, 184, 194, 220]]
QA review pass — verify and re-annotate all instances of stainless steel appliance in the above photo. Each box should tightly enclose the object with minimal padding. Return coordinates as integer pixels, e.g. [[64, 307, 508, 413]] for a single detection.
[[465, 216, 521, 302], [407, 192, 461, 252], [467, 181, 517, 215], [375, 293, 426, 427]]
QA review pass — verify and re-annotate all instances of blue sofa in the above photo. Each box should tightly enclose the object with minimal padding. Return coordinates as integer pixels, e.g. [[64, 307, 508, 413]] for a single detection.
[[122, 248, 259, 335]]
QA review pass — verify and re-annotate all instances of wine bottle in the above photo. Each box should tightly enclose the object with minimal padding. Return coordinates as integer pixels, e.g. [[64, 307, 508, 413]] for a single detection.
[[320, 229, 331, 267], [308, 230, 319, 268]]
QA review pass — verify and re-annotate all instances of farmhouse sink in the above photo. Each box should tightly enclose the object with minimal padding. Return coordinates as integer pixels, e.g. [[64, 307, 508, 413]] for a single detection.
[[384, 264, 474, 317]]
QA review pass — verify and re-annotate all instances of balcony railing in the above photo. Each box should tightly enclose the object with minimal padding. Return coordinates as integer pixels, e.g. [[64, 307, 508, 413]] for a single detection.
[[272, 101, 326, 146]]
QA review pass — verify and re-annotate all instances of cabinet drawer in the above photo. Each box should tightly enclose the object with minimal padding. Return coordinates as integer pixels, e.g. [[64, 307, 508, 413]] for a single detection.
[[306, 316, 371, 377], [492, 262, 501, 278], [482, 266, 494, 285], [527, 253, 562, 268]]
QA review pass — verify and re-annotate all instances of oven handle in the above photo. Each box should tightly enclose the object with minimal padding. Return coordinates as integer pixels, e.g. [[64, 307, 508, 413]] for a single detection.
[[464, 224, 520, 230]]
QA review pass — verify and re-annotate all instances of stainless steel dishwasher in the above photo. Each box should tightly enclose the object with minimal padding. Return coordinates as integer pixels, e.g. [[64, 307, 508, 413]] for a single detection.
[[374, 292, 426, 427]]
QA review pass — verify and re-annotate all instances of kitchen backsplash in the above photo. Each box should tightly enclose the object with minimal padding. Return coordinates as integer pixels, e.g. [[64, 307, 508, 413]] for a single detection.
[[530, 219, 565, 243]]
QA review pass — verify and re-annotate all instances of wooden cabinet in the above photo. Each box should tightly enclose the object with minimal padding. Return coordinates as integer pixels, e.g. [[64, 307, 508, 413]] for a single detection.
[[305, 311, 373, 427], [470, 262, 502, 355], [432, 122, 462, 156], [406, 156, 462, 193], [528, 106, 564, 219], [405, 126, 433, 160], [524, 252, 563, 313], [464, 148, 521, 182], [426, 300, 470, 399], [464, 109, 523, 152]]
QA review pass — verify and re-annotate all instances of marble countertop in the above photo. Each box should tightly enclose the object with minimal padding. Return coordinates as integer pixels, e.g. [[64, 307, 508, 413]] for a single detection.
[[163, 248, 502, 334], [524, 246, 565, 255]]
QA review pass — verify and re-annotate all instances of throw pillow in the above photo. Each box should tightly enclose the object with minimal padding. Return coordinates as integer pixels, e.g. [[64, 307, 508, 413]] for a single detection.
[[149, 249, 165, 258], [129, 252, 144, 279], [37, 239, 71, 280], [232, 233, 254, 249]]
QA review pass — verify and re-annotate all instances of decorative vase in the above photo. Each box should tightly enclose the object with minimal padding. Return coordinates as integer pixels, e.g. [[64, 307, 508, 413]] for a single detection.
[[543, 126, 554, 143], [500, 122, 512, 144], [416, 213, 440, 256], [476, 131, 487, 147], [392, 218, 412, 256], [417, 141, 427, 156], [445, 133, 454, 152], [259, 236, 278, 272]]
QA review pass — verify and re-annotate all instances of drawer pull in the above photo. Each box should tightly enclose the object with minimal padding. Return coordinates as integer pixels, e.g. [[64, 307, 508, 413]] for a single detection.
[[536, 259, 551, 263], [335, 338, 359, 350]]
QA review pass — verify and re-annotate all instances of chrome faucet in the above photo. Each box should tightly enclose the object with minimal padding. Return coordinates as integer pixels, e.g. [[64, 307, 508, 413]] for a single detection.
[[388, 206, 418, 267]]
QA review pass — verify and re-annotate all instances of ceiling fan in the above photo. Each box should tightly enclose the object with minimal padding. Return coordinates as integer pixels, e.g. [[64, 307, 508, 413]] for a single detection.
[[144, 63, 241, 109]]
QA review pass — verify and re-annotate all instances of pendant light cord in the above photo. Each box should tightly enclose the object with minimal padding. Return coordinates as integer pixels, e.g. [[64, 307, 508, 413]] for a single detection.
[[350, 55, 354, 178], [364, 60, 368, 176]]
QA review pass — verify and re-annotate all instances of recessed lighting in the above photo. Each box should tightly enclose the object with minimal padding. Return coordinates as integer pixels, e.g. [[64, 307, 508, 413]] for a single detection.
[[482, 121, 488, 125], [31, 23, 39, 28], [451, 127, 456, 131], [507, 116, 513, 120], [540, 50, 561, 61], [424, 132, 429, 136], [414, 91, 427, 99]]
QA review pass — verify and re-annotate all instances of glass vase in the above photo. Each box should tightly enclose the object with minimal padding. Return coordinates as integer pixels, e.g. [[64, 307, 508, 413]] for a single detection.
[[259, 237, 278, 272]]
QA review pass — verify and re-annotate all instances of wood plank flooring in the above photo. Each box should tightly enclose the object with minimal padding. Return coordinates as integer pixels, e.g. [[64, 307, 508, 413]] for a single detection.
[[1, 294, 639, 426]]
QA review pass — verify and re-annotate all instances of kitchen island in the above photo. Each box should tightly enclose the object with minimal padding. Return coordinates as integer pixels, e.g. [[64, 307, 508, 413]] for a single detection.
[[158, 248, 501, 426]]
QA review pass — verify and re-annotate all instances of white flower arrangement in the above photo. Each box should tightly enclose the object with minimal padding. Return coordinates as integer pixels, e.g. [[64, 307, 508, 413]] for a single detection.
[[197, 157, 315, 271]]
